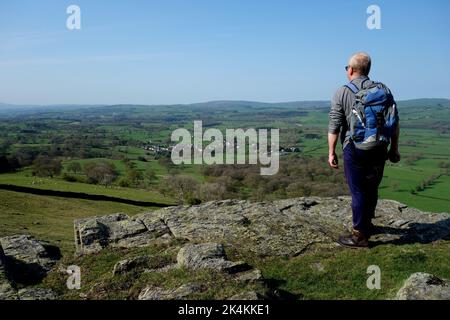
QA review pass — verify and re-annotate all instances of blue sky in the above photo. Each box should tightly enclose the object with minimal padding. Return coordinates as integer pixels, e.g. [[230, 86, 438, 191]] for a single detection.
[[0, 0, 449, 105]]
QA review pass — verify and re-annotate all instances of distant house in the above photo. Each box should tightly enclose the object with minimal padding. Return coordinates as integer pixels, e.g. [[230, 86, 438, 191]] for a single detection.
[[279, 146, 301, 155], [143, 144, 173, 156]]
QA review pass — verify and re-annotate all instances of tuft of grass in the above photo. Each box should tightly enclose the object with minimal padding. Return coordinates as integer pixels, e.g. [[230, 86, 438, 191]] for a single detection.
[[258, 241, 450, 300]]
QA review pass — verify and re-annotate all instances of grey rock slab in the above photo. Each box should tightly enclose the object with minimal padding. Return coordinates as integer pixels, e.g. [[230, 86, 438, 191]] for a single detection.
[[74, 213, 173, 254], [227, 291, 263, 300], [0, 245, 17, 300], [234, 269, 263, 283], [18, 287, 58, 300], [396, 272, 450, 300], [112, 255, 151, 276], [177, 243, 250, 273], [0, 235, 60, 284]]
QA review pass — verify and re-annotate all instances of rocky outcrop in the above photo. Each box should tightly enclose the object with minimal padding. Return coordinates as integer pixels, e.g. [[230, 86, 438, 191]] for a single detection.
[[74, 213, 172, 254], [396, 273, 450, 300], [17, 287, 58, 300], [0, 235, 60, 284], [69, 197, 450, 300], [74, 197, 450, 257]]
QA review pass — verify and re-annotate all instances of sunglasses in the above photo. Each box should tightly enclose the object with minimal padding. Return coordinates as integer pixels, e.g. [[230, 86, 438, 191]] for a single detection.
[[345, 65, 351, 71]]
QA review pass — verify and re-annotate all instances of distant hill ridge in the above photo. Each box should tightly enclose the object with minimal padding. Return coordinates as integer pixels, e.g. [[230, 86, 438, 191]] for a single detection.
[[1, 98, 450, 111]]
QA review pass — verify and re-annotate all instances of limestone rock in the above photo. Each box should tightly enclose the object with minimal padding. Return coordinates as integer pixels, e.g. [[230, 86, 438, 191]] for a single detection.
[[74, 213, 173, 254], [234, 269, 263, 283], [0, 235, 60, 284], [395, 273, 450, 300], [138, 283, 201, 300], [18, 287, 58, 300], [228, 291, 263, 300], [113, 255, 151, 275], [108, 219, 148, 242], [177, 243, 249, 273], [137, 197, 450, 257], [74, 213, 125, 253], [73, 197, 450, 258], [134, 214, 172, 237], [0, 245, 17, 300]]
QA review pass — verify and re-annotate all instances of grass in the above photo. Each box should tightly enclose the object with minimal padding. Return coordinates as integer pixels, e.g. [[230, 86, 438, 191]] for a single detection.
[[0, 189, 152, 254], [380, 162, 449, 213], [39, 236, 450, 300], [43, 240, 267, 300], [0, 170, 175, 205], [258, 240, 450, 299]]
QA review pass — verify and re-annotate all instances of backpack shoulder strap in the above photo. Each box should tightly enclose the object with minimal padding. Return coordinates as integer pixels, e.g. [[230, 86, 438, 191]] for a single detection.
[[344, 82, 359, 94]]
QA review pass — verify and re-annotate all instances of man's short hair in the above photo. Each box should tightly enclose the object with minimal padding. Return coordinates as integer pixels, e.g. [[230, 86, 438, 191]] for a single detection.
[[349, 52, 371, 76]]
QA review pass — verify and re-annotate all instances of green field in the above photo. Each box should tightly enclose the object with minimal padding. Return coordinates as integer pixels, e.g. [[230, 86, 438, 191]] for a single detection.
[[0, 170, 175, 204], [0, 189, 150, 254]]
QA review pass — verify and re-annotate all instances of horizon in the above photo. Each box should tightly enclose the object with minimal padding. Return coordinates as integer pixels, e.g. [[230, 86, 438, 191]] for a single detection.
[[1, 97, 450, 108], [1, 0, 449, 105]]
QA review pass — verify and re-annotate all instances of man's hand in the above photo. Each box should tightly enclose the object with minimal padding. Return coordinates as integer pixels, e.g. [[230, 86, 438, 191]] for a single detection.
[[328, 152, 339, 169], [328, 132, 340, 169], [388, 124, 401, 163], [388, 148, 401, 163]]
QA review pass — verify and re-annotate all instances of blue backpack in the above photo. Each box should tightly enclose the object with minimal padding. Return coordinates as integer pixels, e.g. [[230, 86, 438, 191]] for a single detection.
[[345, 81, 399, 150]]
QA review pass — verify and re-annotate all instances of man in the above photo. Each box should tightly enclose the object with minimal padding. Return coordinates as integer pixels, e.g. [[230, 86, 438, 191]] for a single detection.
[[328, 52, 401, 248]]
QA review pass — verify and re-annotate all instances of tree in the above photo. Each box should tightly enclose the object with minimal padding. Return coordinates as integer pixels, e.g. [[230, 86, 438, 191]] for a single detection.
[[0, 140, 13, 155], [197, 183, 226, 201], [67, 161, 82, 174], [32, 155, 62, 177], [165, 175, 199, 204], [83, 161, 118, 186], [0, 156, 11, 173], [13, 148, 40, 168], [126, 168, 143, 186]]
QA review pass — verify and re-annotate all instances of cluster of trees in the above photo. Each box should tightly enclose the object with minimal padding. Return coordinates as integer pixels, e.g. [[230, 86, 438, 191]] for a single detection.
[[410, 173, 442, 194], [117, 159, 156, 188], [65, 159, 157, 188], [159, 155, 347, 204], [0, 148, 41, 172], [30, 156, 119, 186], [31, 155, 62, 177]]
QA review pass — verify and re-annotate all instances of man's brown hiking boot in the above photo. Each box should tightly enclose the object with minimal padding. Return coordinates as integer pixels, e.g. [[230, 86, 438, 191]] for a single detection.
[[337, 229, 369, 249]]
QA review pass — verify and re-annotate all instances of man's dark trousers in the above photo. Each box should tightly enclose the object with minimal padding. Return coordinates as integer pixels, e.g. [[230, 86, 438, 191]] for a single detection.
[[343, 141, 388, 236]]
